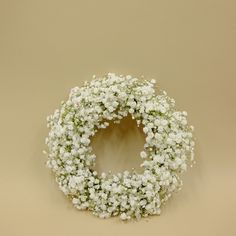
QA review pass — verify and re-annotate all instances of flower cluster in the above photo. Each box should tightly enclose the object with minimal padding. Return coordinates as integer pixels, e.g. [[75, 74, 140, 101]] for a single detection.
[[45, 73, 195, 220]]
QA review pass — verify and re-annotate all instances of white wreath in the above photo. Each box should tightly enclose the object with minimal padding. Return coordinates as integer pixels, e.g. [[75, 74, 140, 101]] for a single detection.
[[45, 73, 195, 220]]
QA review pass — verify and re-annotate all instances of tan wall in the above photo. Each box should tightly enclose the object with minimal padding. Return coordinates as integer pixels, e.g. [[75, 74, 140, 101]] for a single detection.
[[0, 0, 235, 235]]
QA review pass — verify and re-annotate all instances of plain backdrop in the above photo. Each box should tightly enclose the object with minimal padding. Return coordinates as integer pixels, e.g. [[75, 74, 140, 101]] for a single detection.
[[0, 0, 236, 236]]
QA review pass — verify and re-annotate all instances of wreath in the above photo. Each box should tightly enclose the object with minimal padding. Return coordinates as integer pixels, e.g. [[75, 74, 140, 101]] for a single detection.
[[45, 73, 195, 220]]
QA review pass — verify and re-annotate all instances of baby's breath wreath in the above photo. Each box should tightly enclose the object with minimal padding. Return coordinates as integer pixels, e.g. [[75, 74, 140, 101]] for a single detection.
[[45, 73, 195, 220]]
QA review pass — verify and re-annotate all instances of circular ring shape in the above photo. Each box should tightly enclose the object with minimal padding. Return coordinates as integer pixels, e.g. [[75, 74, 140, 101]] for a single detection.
[[45, 73, 195, 220]]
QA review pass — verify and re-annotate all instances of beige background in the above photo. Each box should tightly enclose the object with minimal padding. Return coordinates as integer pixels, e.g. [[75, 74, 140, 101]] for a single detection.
[[0, 0, 236, 235]]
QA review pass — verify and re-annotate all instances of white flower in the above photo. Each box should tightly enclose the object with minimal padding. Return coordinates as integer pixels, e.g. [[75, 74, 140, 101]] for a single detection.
[[65, 166, 73, 173], [129, 108, 134, 113], [120, 212, 130, 220], [101, 172, 106, 179], [161, 119, 168, 126], [140, 151, 147, 159], [72, 198, 79, 204], [143, 127, 149, 133]]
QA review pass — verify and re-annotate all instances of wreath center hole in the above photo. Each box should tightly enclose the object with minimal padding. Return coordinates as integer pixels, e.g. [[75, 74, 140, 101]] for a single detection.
[[91, 115, 146, 174]]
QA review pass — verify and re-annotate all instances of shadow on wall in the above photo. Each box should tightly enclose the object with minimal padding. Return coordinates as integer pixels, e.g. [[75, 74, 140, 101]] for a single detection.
[[91, 115, 146, 174]]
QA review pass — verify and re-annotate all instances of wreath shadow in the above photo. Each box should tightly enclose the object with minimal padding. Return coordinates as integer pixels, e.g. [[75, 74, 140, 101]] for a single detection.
[[90, 115, 146, 175]]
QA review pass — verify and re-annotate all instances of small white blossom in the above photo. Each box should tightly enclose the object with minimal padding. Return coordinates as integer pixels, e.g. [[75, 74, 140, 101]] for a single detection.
[[140, 151, 147, 159]]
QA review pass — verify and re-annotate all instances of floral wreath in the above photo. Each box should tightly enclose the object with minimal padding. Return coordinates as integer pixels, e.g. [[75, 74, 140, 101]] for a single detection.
[[45, 73, 195, 220]]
